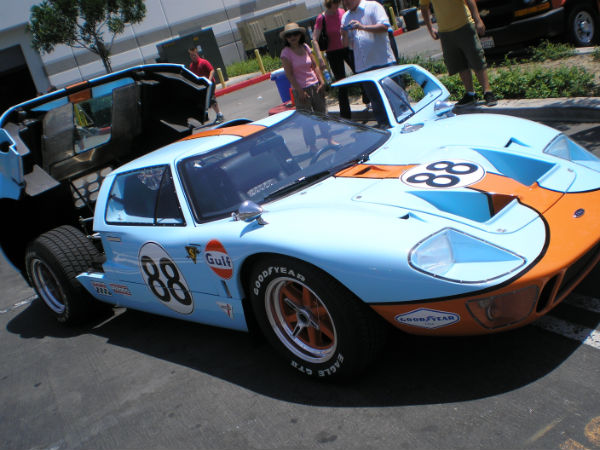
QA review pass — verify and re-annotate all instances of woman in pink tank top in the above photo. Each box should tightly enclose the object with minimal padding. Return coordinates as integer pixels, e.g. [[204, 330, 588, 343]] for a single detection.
[[280, 22, 330, 152]]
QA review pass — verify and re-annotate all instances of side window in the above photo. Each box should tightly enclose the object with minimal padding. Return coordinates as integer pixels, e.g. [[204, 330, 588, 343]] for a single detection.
[[105, 166, 184, 226]]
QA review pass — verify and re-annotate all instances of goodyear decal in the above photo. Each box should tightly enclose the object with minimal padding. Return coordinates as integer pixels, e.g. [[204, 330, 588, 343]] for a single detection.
[[205, 240, 233, 279], [395, 308, 460, 329]]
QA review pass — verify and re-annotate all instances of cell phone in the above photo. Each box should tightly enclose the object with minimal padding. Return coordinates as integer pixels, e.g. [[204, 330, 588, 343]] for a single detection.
[[342, 24, 355, 31]]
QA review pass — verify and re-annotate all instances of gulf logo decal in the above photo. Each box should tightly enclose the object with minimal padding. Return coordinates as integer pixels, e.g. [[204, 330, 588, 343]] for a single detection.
[[205, 240, 233, 279]]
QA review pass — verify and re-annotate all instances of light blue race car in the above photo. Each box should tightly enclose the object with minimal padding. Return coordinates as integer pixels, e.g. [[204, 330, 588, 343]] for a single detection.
[[3, 64, 600, 379]]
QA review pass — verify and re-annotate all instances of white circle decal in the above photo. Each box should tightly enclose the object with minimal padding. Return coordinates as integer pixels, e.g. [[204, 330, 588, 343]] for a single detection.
[[401, 160, 485, 189], [138, 242, 193, 314]]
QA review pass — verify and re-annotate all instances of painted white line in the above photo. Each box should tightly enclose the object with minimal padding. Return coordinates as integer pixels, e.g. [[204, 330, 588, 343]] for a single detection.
[[534, 316, 600, 350], [565, 294, 600, 313], [0, 295, 37, 314]]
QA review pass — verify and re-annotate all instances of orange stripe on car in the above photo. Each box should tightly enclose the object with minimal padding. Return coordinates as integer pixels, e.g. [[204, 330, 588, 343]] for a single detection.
[[336, 165, 563, 214], [180, 124, 265, 141], [335, 164, 414, 178], [470, 173, 563, 215]]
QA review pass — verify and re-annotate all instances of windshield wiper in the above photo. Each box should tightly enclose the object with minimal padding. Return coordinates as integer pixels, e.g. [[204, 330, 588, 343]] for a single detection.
[[331, 152, 371, 173], [262, 153, 371, 203], [262, 170, 332, 202]]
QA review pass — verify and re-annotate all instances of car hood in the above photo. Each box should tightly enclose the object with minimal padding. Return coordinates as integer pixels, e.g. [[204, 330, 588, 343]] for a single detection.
[[269, 114, 587, 236]]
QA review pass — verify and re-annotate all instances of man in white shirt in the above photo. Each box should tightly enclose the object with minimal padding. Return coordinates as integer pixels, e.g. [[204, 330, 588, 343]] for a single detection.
[[342, 0, 396, 73]]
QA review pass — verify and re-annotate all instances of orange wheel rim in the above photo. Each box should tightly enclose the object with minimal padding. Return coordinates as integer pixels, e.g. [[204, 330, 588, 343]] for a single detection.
[[265, 277, 337, 363]]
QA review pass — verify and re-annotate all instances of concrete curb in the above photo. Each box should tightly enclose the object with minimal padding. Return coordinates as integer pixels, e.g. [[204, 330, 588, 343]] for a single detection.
[[215, 72, 270, 97], [456, 97, 600, 122]]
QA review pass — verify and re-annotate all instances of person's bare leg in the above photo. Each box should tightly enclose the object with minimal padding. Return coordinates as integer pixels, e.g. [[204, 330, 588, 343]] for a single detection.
[[459, 69, 475, 92]]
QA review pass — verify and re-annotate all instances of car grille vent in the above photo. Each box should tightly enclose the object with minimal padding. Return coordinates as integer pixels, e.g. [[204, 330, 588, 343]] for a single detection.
[[537, 274, 557, 313], [557, 240, 600, 300], [70, 167, 112, 208]]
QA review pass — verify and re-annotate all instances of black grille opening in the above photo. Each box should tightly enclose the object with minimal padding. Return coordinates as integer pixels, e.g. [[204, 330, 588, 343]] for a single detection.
[[537, 274, 558, 312], [558, 241, 600, 299]]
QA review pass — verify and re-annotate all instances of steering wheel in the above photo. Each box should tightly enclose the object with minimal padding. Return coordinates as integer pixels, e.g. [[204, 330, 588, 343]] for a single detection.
[[309, 143, 341, 165]]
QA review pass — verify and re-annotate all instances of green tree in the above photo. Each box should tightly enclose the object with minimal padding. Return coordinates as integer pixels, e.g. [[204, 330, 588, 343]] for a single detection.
[[28, 0, 146, 73]]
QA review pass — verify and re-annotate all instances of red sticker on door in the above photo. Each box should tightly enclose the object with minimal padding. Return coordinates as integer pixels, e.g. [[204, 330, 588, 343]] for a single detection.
[[204, 240, 233, 279]]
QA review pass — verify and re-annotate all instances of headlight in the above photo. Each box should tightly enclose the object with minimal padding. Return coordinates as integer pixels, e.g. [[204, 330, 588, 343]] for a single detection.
[[544, 134, 600, 172], [409, 228, 526, 283]]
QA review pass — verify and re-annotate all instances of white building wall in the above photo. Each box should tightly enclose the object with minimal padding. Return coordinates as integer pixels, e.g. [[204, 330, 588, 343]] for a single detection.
[[0, 0, 323, 90]]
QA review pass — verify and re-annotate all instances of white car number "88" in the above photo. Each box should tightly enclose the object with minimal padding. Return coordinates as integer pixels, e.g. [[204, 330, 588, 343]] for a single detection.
[[138, 242, 194, 314], [401, 160, 485, 189]]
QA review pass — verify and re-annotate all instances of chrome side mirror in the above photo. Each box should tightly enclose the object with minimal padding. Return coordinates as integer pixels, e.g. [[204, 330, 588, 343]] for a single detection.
[[434, 100, 455, 117], [232, 200, 268, 225]]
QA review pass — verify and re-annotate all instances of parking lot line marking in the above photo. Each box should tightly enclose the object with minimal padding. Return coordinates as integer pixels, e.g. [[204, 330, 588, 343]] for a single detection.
[[565, 295, 600, 313], [526, 417, 562, 444], [533, 316, 600, 350], [0, 295, 37, 314]]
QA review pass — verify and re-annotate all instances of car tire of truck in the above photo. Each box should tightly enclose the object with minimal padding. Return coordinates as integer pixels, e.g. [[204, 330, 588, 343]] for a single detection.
[[25, 225, 110, 325], [567, 3, 598, 46], [249, 256, 388, 378]]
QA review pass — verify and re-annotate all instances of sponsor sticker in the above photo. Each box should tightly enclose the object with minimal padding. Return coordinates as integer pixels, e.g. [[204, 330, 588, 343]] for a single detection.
[[92, 281, 112, 296], [109, 283, 131, 296], [185, 245, 199, 264], [205, 240, 233, 279], [217, 302, 234, 319], [395, 308, 460, 329]]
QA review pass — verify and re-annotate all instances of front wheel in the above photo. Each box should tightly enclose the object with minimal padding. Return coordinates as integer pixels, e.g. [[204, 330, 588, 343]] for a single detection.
[[249, 256, 386, 379], [26, 225, 109, 325], [567, 4, 598, 46]]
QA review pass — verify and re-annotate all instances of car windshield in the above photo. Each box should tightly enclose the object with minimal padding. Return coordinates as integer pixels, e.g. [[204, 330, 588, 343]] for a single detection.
[[178, 111, 389, 222]]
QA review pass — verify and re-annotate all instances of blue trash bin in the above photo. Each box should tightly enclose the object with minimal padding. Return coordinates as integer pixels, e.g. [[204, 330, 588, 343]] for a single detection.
[[270, 68, 291, 103]]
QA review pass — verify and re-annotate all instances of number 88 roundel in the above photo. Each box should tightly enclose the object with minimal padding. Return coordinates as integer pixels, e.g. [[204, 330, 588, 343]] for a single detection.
[[138, 242, 194, 314], [401, 160, 485, 189]]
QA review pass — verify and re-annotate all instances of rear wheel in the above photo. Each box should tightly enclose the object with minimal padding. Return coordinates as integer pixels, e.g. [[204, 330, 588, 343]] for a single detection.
[[26, 225, 109, 325], [567, 4, 598, 46], [249, 256, 386, 378]]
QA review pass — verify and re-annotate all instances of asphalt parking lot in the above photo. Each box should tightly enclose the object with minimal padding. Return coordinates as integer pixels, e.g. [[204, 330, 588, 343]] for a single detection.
[[2, 69, 600, 449]]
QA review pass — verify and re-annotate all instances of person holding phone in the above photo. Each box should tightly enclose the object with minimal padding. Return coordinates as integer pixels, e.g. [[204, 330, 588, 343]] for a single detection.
[[341, 0, 396, 74]]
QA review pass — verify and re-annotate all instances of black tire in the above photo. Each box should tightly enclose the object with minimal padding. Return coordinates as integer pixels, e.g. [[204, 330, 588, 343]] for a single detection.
[[249, 256, 386, 379], [25, 225, 109, 325], [567, 4, 598, 46]]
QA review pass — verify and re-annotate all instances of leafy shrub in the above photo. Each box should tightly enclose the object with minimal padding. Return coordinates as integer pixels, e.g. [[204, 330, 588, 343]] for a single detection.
[[440, 65, 598, 100], [226, 54, 281, 77], [527, 40, 576, 62]]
